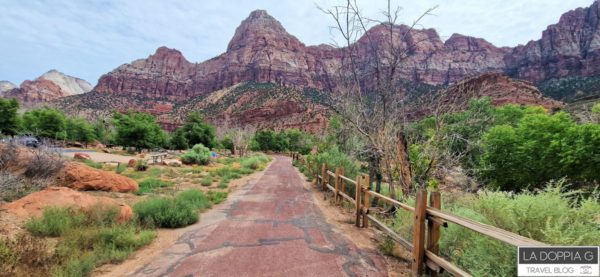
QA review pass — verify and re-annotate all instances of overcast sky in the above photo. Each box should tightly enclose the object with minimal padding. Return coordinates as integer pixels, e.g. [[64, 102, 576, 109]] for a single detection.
[[0, 0, 593, 86]]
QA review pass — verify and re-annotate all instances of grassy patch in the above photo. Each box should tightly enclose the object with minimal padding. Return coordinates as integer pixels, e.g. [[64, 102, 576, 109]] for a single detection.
[[135, 178, 174, 195], [81, 159, 102, 169], [133, 189, 212, 228], [200, 176, 213, 186], [207, 191, 228, 204], [23, 205, 156, 277]]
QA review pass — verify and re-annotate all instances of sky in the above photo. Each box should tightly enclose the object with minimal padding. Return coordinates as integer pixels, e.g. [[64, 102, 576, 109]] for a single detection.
[[0, 0, 594, 86]]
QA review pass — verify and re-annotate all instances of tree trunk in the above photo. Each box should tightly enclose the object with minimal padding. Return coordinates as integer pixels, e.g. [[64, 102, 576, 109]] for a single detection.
[[397, 134, 413, 195]]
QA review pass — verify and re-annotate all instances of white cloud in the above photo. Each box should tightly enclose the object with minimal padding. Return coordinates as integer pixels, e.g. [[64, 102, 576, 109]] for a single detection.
[[0, 0, 593, 85]]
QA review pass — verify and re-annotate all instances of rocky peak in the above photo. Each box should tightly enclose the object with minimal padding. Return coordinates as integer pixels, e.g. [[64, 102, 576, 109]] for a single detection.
[[0, 81, 16, 94], [39, 70, 92, 95], [445, 34, 504, 52], [227, 9, 303, 52]]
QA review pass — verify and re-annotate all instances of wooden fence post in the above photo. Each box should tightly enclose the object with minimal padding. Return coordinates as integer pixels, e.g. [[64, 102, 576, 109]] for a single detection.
[[355, 176, 362, 227], [362, 174, 370, 228], [412, 189, 428, 276], [427, 191, 442, 277], [321, 163, 327, 192], [340, 168, 345, 196], [334, 168, 340, 202]]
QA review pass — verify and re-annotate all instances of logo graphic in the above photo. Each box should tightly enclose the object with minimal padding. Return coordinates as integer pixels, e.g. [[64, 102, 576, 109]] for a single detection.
[[518, 246, 600, 277]]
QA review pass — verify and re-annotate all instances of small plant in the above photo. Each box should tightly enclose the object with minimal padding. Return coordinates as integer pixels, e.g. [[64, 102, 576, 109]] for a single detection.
[[135, 178, 173, 195], [377, 237, 396, 256], [177, 189, 211, 210], [82, 159, 102, 169], [207, 191, 228, 204], [24, 148, 65, 178], [25, 207, 85, 237], [181, 144, 211, 165], [135, 159, 148, 171], [133, 191, 199, 228], [200, 176, 213, 186], [115, 163, 127, 174]]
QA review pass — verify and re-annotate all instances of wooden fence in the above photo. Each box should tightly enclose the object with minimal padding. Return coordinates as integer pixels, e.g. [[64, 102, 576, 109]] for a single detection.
[[291, 153, 547, 277]]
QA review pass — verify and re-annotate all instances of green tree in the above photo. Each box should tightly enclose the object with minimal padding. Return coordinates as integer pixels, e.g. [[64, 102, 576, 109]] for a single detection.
[[479, 111, 600, 190], [169, 128, 188, 150], [283, 129, 312, 154], [22, 107, 67, 139], [112, 112, 166, 151], [93, 120, 110, 144], [0, 98, 19, 136], [219, 136, 234, 153], [66, 118, 96, 145], [181, 112, 216, 149]]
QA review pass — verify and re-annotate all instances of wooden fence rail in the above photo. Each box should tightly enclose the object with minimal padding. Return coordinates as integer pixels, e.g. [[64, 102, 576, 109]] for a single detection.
[[291, 153, 547, 277]]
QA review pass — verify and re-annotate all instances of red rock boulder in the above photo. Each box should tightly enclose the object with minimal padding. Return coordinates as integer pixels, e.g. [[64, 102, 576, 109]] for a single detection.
[[56, 162, 138, 193], [127, 159, 137, 168], [73, 153, 91, 160], [1, 186, 133, 222]]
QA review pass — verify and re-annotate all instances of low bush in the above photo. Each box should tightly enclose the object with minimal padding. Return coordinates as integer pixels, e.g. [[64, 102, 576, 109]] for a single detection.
[[391, 182, 600, 276], [207, 191, 228, 204], [24, 205, 155, 276], [26, 207, 85, 237], [240, 157, 261, 170], [135, 159, 148, 171], [24, 148, 65, 178], [181, 144, 211, 165], [135, 178, 173, 195], [134, 189, 212, 228], [0, 234, 55, 276], [200, 176, 213, 186], [115, 163, 127, 174]]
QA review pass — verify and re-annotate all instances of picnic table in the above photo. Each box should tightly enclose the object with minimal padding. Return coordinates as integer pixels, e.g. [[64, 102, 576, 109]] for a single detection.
[[149, 153, 167, 164]]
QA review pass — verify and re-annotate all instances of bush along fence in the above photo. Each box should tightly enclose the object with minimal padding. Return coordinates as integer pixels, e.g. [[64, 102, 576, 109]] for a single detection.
[[291, 153, 547, 277]]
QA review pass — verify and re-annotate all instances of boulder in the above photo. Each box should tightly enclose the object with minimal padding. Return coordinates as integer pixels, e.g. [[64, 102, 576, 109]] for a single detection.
[[73, 152, 91, 160], [127, 159, 137, 168], [167, 160, 182, 167], [55, 162, 138, 193], [1, 186, 133, 222]]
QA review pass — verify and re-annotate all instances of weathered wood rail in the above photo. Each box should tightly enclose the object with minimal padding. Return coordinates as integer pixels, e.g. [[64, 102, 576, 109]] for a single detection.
[[291, 152, 547, 277]]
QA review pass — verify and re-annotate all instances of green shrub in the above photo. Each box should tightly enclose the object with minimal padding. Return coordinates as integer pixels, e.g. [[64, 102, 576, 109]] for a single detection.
[[135, 159, 148, 171], [207, 191, 227, 204], [135, 178, 173, 195], [115, 163, 127, 174], [181, 144, 211, 165], [133, 197, 198, 228], [177, 189, 211, 210], [26, 207, 85, 237], [392, 182, 600, 276], [240, 157, 260, 170], [200, 176, 213, 186]]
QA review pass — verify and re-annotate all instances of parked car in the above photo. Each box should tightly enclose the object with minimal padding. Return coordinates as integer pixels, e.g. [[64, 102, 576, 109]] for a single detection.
[[18, 136, 40, 148]]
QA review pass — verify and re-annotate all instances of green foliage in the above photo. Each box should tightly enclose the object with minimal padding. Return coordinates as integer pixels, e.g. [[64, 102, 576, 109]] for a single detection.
[[181, 143, 211, 165], [112, 112, 167, 151], [0, 98, 19, 135], [25, 207, 85, 237], [180, 112, 216, 148], [135, 159, 148, 171], [133, 197, 198, 228], [135, 178, 174, 195], [115, 163, 127, 174], [92, 120, 110, 144], [65, 117, 96, 143], [133, 189, 213, 228], [22, 107, 68, 139], [200, 176, 213, 186], [169, 128, 188, 150], [25, 206, 156, 276], [391, 183, 600, 276], [219, 136, 234, 152], [82, 159, 102, 169], [479, 111, 600, 190], [252, 129, 313, 153], [206, 191, 227, 204]]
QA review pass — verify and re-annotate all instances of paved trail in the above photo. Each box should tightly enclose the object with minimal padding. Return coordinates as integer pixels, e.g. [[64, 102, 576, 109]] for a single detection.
[[132, 156, 387, 277]]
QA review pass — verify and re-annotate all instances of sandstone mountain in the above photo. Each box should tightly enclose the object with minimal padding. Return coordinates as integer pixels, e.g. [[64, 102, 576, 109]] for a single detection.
[[56, 2, 600, 131], [1, 70, 92, 106], [0, 81, 16, 93]]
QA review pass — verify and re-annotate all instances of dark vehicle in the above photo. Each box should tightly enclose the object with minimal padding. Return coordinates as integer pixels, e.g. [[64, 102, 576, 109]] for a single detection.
[[18, 136, 40, 148]]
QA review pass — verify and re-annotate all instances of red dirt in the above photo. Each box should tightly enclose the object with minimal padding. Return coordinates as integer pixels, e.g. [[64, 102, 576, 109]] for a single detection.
[[130, 155, 388, 276]]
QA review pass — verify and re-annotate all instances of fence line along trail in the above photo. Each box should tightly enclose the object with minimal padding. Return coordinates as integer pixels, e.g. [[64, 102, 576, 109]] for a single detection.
[[131, 155, 388, 277]]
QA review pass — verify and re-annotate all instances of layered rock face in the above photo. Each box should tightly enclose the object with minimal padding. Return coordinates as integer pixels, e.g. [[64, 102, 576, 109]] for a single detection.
[[506, 1, 600, 82], [0, 81, 16, 93], [1, 70, 92, 106], [406, 73, 564, 120], [94, 3, 600, 102]]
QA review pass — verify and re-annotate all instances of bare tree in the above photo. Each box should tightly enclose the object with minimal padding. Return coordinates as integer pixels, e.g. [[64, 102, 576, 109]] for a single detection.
[[319, 0, 436, 199], [227, 125, 256, 156]]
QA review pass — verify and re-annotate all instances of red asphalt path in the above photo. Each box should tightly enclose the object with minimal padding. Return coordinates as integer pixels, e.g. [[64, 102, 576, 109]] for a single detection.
[[131, 155, 387, 277]]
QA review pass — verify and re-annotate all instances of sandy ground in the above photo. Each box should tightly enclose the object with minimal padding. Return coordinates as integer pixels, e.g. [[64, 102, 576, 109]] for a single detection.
[[60, 150, 136, 163]]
